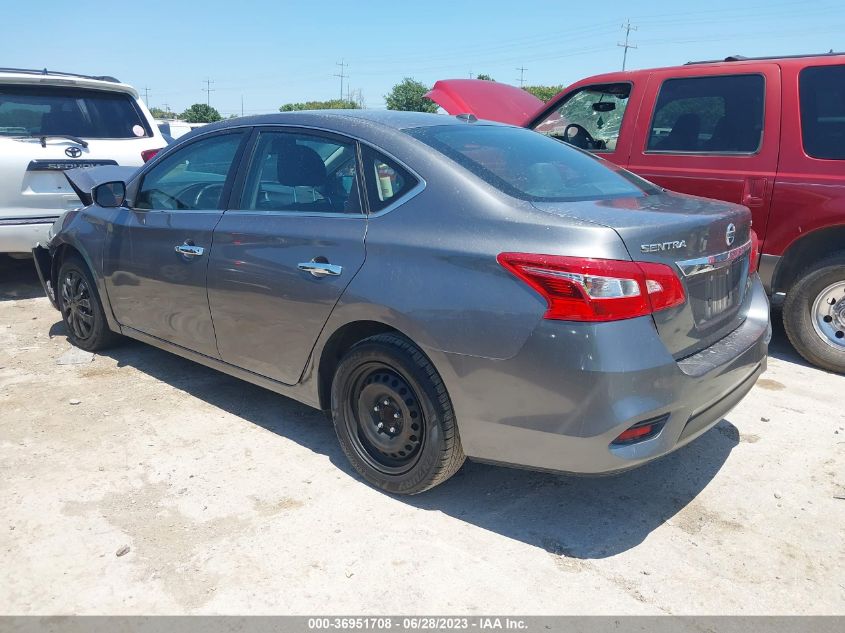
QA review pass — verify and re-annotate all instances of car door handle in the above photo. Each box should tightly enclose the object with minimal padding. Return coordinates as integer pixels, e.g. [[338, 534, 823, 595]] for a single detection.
[[174, 243, 205, 257], [298, 261, 342, 277]]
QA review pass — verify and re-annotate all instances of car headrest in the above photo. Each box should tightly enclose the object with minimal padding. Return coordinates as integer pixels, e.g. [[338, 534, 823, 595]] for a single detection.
[[273, 141, 326, 187]]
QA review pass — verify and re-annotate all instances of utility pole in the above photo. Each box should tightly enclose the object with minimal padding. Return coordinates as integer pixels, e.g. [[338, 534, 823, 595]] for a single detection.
[[241, 95, 244, 117], [618, 20, 638, 71], [143, 86, 151, 105], [162, 103, 170, 118], [516, 66, 527, 87], [469, 69, 473, 79], [202, 78, 215, 107], [334, 60, 348, 101]]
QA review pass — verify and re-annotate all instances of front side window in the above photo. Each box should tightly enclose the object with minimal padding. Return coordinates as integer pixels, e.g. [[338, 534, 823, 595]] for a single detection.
[[0, 85, 150, 138], [534, 83, 631, 152], [647, 74, 765, 153], [239, 131, 361, 213], [135, 132, 245, 210], [800, 64, 845, 160], [407, 124, 655, 202]]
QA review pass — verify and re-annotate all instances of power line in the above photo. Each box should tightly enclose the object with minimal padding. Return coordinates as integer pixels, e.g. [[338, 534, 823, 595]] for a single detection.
[[618, 19, 638, 70], [516, 66, 527, 87], [202, 78, 215, 107], [334, 60, 348, 101]]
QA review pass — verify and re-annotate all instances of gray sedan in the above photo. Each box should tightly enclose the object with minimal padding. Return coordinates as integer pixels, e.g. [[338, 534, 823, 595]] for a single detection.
[[32, 111, 770, 494]]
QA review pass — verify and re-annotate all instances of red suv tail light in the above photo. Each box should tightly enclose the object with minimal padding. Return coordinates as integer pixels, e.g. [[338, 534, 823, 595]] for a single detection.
[[749, 229, 760, 275], [141, 148, 162, 163], [497, 253, 686, 322]]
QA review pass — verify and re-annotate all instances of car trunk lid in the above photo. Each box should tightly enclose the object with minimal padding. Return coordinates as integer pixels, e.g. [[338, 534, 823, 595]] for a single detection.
[[425, 79, 546, 126], [533, 192, 753, 358]]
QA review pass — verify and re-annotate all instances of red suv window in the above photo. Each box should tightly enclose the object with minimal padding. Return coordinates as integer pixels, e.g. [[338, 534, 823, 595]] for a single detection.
[[799, 64, 845, 160], [646, 74, 765, 154]]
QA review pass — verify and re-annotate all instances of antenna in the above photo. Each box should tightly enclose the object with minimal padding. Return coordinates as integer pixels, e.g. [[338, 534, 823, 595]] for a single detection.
[[618, 20, 638, 71]]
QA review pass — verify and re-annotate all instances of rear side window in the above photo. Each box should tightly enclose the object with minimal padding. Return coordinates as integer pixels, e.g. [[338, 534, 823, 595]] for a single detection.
[[407, 124, 655, 202], [0, 85, 150, 139], [647, 75, 765, 153], [239, 130, 362, 214], [362, 148, 418, 212], [800, 64, 845, 160]]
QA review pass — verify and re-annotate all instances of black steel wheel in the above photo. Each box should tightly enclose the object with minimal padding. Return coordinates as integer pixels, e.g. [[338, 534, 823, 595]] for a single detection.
[[331, 334, 465, 494], [57, 255, 119, 352], [347, 363, 425, 475]]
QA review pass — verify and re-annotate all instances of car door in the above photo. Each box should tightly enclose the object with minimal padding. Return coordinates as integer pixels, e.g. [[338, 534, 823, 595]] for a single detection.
[[103, 129, 249, 357], [625, 65, 781, 239], [206, 127, 367, 384]]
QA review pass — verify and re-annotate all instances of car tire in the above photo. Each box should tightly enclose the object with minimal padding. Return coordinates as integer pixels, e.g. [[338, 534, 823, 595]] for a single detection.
[[331, 333, 465, 494], [57, 255, 119, 352], [782, 256, 845, 374]]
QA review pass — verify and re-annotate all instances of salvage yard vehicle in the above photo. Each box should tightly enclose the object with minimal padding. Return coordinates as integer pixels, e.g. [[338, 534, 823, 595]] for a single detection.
[[428, 52, 845, 373], [32, 111, 769, 494], [0, 68, 165, 255]]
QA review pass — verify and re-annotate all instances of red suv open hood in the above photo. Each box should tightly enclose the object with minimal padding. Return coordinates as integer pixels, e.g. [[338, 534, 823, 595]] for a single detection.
[[425, 79, 545, 126]]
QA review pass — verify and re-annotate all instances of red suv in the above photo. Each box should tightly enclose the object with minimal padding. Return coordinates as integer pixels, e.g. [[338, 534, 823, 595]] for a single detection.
[[428, 53, 845, 373]]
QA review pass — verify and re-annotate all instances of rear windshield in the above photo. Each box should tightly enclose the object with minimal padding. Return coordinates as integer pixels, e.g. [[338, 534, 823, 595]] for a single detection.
[[0, 85, 150, 139], [406, 124, 654, 202]]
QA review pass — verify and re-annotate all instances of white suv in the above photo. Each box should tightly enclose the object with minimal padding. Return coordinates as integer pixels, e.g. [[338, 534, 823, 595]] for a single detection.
[[0, 68, 166, 254]]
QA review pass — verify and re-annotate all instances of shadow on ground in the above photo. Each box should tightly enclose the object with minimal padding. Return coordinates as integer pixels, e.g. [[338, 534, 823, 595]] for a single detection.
[[766, 307, 816, 368], [36, 316, 755, 560], [0, 255, 42, 302]]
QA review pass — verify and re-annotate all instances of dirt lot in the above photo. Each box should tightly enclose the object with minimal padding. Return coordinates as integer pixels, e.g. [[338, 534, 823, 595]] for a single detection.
[[0, 255, 843, 615]]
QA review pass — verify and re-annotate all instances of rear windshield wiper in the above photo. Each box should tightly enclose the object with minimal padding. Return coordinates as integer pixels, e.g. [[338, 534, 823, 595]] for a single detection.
[[13, 134, 89, 148]]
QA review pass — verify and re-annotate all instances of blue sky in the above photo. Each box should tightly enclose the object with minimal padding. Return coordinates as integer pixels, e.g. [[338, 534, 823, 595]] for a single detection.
[[2, 0, 841, 116]]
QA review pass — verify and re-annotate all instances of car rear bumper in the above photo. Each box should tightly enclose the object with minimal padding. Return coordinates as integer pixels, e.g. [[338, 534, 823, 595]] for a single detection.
[[0, 217, 58, 254], [438, 275, 770, 474]]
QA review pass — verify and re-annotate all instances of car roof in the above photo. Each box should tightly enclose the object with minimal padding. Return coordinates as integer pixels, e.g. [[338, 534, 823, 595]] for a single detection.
[[573, 52, 845, 84], [0, 68, 138, 97], [198, 110, 507, 135]]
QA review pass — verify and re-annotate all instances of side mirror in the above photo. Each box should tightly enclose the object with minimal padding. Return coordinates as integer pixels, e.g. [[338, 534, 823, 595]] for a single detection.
[[592, 102, 616, 112], [93, 181, 126, 208]]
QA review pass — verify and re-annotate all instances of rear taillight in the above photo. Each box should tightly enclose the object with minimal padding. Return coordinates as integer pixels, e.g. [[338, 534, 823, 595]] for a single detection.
[[497, 253, 686, 322], [141, 148, 162, 163], [749, 229, 760, 275]]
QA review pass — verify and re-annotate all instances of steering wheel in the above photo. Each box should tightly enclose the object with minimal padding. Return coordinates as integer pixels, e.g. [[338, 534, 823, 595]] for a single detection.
[[192, 183, 224, 209], [563, 124, 603, 150]]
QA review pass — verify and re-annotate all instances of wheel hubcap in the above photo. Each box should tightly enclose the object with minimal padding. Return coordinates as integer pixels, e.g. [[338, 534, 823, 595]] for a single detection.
[[811, 280, 845, 350], [348, 365, 424, 474], [61, 271, 94, 340]]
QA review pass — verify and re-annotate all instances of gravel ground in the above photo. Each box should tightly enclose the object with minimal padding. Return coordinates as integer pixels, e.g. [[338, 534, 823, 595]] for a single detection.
[[1, 255, 843, 615]]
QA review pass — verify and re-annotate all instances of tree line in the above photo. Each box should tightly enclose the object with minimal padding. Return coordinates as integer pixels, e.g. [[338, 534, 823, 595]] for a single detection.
[[150, 75, 565, 123]]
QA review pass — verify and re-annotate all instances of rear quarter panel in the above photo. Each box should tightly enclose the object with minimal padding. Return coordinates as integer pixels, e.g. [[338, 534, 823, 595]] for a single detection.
[[320, 149, 630, 361]]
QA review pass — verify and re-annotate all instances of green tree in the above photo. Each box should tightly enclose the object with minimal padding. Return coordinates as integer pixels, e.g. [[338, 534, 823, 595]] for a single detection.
[[279, 99, 360, 111], [384, 78, 437, 113], [475, 74, 495, 81], [523, 85, 565, 102], [148, 107, 172, 119], [180, 103, 222, 123]]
